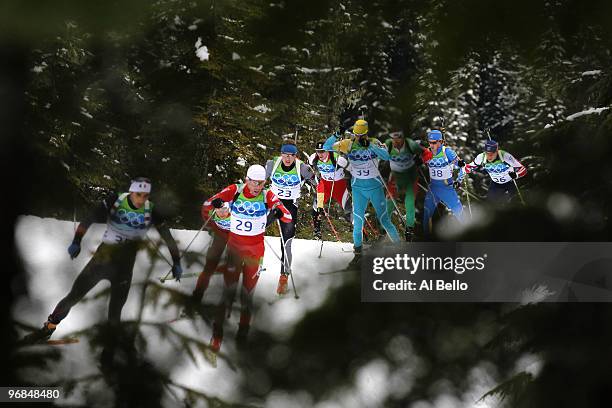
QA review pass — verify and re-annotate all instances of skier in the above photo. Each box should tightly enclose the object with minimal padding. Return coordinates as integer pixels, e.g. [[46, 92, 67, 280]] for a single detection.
[[265, 140, 316, 295], [205, 165, 292, 354], [382, 130, 433, 240], [422, 129, 466, 235], [465, 139, 527, 203], [23, 177, 182, 344], [323, 119, 400, 264], [308, 140, 351, 240]]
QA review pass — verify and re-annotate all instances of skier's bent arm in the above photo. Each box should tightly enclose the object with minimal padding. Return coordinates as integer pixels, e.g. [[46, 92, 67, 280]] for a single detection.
[[265, 190, 292, 223], [504, 152, 527, 178], [72, 193, 118, 244]]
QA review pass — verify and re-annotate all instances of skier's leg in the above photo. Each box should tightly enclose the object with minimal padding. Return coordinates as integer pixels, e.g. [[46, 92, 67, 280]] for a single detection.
[[48, 244, 114, 324], [279, 201, 298, 275], [403, 168, 417, 228], [370, 187, 400, 242], [311, 193, 321, 239], [385, 176, 398, 221], [211, 246, 242, 351], [422, 189, 439, 236], [107, 248, 137, 326], [486, 181, 505, 203], [440, 184, 465, 223], [234, 256, 261, 347], [351, 187, 368, 248], [193, 230, 228, 301], [336, 183, 352, 223], [504, 181, 518, 203]]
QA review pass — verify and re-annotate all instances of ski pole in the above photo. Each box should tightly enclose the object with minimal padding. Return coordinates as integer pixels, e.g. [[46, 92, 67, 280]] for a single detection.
[[264, 236, 283, 262], [160, 218, 210, 283], [276, 220, 299, 299], [147, 237, 173, 267], [317, 208, 342, 256], [513, 179, 526, 206], [370, 158, 408, 230], [463, 178, 472, 218]]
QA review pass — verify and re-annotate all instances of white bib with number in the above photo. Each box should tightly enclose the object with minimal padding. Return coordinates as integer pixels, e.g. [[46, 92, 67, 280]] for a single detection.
[[350, 160, 378, 179], [102, 224, 146, 244], [230, 195, 268, 236], [271, 183, 301, 200], [230, 214, 267, 236], [429, 164, 453, 180]]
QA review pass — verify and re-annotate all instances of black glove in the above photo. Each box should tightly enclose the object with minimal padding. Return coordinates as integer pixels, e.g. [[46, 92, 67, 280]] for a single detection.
[[358, 137, 370, 147], [508, 171, 517, 179], [457, 159, 466, 168], [453, 180, 461, 190], [211, 198, 224, 208], [338, 125, 348, 136], [272, 208, 284, 219]]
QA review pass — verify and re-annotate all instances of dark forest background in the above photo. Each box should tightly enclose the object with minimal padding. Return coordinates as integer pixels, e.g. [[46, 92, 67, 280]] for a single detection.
[[3, 0, 612, 406]]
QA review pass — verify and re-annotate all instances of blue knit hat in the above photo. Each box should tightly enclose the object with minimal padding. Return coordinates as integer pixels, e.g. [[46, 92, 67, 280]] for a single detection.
[[485, 140, 499, 152], [280, 144, 298, 154]]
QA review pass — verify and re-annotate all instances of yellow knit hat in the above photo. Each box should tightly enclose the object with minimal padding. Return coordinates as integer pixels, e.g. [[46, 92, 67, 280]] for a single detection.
[[353, 119, 368, 136]]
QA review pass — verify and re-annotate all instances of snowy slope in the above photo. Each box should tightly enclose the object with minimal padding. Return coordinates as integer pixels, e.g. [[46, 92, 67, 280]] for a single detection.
[[13, 216, 500, 408]]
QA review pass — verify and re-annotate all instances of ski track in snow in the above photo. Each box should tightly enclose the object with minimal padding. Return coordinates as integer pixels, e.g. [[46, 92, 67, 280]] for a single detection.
[[13, 215, 354, 405]]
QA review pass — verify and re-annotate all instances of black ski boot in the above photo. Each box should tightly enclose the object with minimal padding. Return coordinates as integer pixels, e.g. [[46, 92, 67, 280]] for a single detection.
[[342, 211, 352, 224], [404, 226, 415, 242], [312, 209, 323, 240], [20, 321, 57, 345], [346, 245, 363, 270]]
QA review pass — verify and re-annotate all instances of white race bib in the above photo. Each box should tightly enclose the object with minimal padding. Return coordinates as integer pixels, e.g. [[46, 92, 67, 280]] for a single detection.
[[351, 160, 378, 179], [489, 170, 512, 184], [102, 224, 146, 244], [429, 164, 453, 180], [230, 214, 267, 236], [271, 183, 301, 200]]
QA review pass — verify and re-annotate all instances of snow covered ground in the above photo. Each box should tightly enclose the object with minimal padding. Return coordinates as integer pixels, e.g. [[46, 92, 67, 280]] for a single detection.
[[13, 215, 501, 408]]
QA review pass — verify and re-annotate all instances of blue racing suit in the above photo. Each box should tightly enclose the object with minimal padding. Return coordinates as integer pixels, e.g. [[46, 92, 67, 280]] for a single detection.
[[324, 134, 400, 248]]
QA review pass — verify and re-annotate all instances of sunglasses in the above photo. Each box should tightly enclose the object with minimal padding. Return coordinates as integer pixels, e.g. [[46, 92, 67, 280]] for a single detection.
[[428, 140, 441, 144], [247, 179, 266, 186]]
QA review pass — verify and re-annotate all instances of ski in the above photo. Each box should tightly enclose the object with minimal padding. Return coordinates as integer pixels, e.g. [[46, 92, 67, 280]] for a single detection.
[[45, 338, 80, 345], [318, 268, 353, 275], [17, 337, 80, 347]]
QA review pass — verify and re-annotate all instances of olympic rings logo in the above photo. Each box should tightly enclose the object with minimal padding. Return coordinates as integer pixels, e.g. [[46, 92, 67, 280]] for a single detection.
[[318, 163, 335, 172], [231, 199, 266, 216], [216, 219, 231, 229], [348, 151, 373, 161], [485, 163, 509, 174], [115, 209, 146, 229], [391, 156, 412, 163], [271, 173, 300, 186], [428, 158, 450, 168]]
